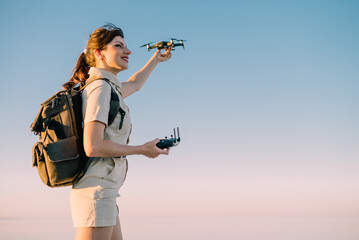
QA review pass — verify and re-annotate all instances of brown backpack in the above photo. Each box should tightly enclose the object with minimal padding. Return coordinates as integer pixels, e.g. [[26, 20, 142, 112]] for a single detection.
[[30, 78, 120, 187]]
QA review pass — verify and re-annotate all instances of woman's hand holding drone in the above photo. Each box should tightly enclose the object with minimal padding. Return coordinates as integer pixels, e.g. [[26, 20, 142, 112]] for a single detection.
[[155, 46, 172, 62]]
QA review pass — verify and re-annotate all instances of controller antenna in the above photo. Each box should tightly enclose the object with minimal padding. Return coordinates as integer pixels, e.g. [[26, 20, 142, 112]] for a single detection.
[[177, 127, 180, 142], [173, 128, 177, 143]]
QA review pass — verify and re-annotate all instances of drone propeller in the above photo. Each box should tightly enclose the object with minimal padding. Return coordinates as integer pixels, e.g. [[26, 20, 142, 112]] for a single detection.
[[140, 41, 154, 47], [169, 38, 187, 42], [140, 42, 155, 51]]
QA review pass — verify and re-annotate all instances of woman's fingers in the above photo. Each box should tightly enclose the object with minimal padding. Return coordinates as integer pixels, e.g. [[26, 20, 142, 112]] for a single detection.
[[158, 147, 170, 155], [164, 47, 172, 57], [142, 138, 171, 158], [155, 47, 172, 62]]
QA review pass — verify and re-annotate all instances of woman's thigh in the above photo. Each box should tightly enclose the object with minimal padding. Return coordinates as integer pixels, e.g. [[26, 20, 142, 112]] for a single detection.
[[74, 217, 123, 240], [75, 225, 114, 240], [111, 216, 123, 240]]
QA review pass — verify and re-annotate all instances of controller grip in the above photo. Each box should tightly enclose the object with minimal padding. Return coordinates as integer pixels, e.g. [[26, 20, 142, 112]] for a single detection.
[[156, 139, 174, 149]]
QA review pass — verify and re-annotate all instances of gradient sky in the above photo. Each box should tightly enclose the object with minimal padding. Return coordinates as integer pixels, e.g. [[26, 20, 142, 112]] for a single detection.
[[0, 0, 358, 219]]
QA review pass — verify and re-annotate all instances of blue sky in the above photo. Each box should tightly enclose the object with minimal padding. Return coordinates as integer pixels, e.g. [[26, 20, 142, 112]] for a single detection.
[[0, 0, 358, 219]]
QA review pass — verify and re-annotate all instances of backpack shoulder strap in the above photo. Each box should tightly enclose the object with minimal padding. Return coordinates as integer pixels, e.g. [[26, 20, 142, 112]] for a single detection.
[[108, 84, 120, 127], [79, 77, 109, 91], [81, 77, 120, 127]]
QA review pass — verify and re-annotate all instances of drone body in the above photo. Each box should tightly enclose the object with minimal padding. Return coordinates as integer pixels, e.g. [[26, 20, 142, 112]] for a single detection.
[[141, 38, 186, 51]]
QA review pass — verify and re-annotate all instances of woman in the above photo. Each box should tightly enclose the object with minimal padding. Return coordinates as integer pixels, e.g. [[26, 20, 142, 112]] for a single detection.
[[63, 23, 172, 240]]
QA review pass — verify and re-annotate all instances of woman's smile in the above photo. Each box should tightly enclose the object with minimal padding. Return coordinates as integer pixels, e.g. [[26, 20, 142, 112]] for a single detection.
[[121, 56, 129, 63]]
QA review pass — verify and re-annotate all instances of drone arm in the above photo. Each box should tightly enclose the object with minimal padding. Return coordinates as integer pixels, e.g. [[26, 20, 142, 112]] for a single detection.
[[172, 43, 185, 50]]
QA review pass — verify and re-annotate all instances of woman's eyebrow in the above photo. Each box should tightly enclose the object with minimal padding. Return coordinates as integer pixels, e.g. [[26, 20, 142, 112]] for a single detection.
[[115, 41, 126, 47]]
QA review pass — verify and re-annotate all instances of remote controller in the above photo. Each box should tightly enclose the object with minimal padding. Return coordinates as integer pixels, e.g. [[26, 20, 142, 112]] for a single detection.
[[156, 127, 181, 149]]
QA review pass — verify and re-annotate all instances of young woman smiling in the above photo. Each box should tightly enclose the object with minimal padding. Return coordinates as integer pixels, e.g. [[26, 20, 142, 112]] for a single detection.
[[63, 23, 172, 240]]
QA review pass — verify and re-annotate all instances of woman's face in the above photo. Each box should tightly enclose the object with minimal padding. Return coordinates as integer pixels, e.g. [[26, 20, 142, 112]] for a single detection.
[[99, 36, 131, 74]]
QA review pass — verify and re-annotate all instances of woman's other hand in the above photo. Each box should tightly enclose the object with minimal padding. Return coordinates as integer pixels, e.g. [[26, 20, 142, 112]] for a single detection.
[[141, 138, 170, 158]]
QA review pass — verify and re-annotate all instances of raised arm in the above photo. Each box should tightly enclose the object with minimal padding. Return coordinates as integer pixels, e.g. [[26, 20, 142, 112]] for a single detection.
[[121, 47, 172, 99]]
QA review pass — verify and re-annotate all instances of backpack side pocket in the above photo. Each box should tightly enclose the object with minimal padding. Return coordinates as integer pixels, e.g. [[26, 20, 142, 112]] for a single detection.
[[32, 142, 50, 186]]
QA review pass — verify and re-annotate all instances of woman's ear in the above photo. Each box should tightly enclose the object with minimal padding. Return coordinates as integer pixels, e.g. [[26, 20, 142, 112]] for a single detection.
[[93, 49, 103, 59]]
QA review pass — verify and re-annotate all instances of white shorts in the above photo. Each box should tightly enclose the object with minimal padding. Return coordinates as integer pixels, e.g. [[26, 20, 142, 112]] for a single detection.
[[70, 185, 120, 227]]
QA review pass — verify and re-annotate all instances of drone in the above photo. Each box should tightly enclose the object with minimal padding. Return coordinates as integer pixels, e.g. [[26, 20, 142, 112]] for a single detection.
[[140, 38, 186, 51]]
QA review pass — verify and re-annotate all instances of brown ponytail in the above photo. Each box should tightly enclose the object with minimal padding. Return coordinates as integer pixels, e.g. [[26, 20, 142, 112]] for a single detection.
[[63, 23, 124, 90]]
